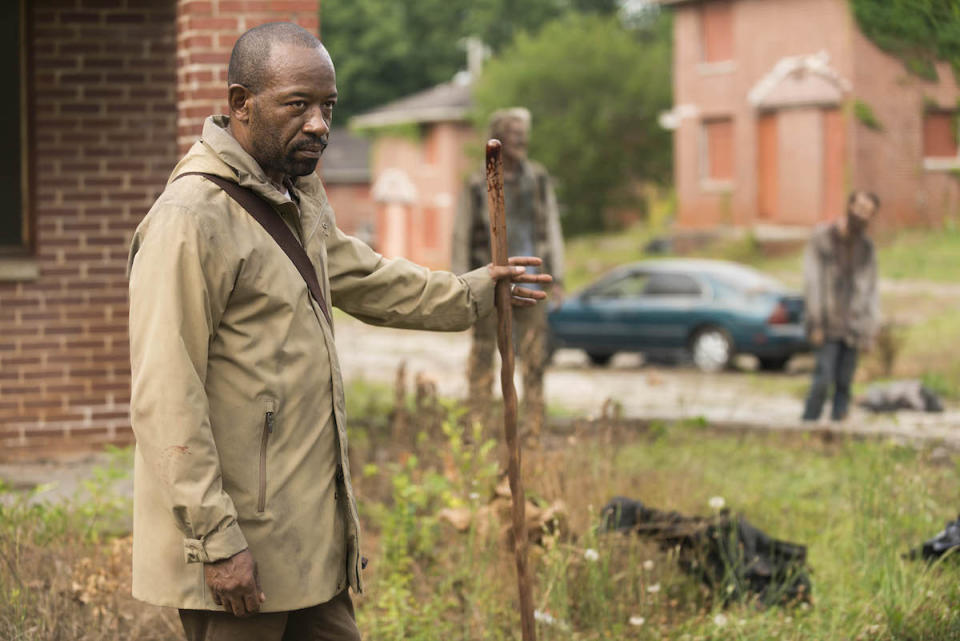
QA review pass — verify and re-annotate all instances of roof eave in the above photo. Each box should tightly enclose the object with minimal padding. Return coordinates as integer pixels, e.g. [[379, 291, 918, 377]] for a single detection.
[[349, 106, 471, 130]]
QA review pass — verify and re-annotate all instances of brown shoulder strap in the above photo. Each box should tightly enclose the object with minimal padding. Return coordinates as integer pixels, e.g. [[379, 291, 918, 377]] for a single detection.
[[175, 172, 331, 324]]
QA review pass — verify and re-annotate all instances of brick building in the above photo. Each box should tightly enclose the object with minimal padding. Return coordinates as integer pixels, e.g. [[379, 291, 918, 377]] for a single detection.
[[319, 128, 375, 246], [0, 0, 320, 459], [351, 77, 477, 270], [659, 0, 960, 229]]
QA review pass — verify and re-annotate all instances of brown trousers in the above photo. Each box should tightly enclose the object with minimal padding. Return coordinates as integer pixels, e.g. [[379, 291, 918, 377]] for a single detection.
[[467, 303, 548, 440], [179, 589, 361, 641]]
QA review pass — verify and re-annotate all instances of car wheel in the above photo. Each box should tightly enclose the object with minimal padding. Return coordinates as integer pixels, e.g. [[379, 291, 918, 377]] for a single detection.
[[587, 352, 613, 366], [690, 327, 732, 373], [758, 356, 790, 371]]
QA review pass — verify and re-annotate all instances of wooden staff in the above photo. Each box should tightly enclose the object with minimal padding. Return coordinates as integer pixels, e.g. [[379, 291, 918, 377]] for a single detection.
[[485, 138, 536, 641]]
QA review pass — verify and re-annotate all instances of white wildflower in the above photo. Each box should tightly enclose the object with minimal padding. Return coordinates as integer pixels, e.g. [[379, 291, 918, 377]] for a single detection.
[[534, 609, 569, 630], [584, 548, 600, 562], [534, 610, 557, 626], [708, 496, 725, 510], [642, 559, 655, 571], [646, 582, 661, 593], [629, 616, 646, 626], [468, 492, 480, 501], [713, 613, 728, 627]]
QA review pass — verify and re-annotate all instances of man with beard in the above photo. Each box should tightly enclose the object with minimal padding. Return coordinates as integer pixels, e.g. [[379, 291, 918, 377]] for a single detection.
[[127, 22, 551, 641], [801, 190, 880, 422], [452, 108, 565, 442]]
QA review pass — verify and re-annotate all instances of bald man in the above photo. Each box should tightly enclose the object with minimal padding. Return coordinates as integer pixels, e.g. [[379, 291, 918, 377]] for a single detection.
[[127, 23, 551, 641]]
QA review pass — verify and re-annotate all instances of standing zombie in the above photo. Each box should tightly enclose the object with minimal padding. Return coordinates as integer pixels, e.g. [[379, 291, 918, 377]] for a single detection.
[[127, 23, 551, 641], [801, 190, 881, 422], [452, 108, 565, 440]]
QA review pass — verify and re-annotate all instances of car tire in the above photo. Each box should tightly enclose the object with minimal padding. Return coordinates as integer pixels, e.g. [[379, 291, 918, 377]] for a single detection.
[[757, 356, 790, 371], [690, 327, 733, 373], [587, 352, 613, 366]]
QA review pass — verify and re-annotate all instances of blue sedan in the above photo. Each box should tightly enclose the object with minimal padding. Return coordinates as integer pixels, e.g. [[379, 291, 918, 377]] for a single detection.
[[548, 259, 810, 372]]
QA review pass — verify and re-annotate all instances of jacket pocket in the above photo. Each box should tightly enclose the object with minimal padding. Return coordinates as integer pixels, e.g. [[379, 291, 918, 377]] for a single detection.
[[257, 400, 276, 514]]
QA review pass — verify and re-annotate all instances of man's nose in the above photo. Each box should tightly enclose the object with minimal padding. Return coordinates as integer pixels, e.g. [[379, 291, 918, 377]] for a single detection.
[[303, 108, 330, 137]]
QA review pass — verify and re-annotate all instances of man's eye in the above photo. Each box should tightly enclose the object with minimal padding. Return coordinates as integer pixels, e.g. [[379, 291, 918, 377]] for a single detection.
[[324, 101, 336, 110], [289, 101, 307, 109]]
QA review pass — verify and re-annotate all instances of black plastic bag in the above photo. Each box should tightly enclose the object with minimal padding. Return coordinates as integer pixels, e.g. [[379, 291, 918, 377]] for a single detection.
[[907, 514, 960, 561], [600, 496, 812, 605]]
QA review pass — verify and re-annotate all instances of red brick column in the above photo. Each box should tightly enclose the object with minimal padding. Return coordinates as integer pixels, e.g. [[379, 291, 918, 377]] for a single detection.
[[176, 0, 321, 153], [0, 0, 179, 457]]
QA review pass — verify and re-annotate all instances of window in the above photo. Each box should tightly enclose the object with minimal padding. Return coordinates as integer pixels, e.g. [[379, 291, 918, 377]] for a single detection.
[[700, 1, 733, 63], [702, 118, 734, 184], [643, 273, 703, 297], [590, 272, 650, 299], [923, 110, 958, 159], [0, 0, 28, 253]]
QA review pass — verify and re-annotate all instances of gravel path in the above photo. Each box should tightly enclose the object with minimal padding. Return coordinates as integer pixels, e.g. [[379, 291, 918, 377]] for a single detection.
[[334, 315, 960, 445]]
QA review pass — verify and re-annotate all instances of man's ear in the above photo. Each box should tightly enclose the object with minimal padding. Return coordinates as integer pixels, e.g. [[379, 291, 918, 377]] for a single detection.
[[228, 84, 254, 123]]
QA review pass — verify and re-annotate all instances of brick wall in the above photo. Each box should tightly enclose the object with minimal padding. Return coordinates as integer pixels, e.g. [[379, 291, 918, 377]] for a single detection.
[[324, 183, 377, 242], [176, 0, 320, 152], [0, 0, 323, 459], [0, 0, 179, 458]]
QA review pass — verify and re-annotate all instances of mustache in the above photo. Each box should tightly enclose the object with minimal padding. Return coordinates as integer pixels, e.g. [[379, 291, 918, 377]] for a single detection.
[[293, 136, 329, 155]]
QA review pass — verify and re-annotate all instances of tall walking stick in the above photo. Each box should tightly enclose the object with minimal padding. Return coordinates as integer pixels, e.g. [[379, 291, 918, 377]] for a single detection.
[[486, 139, 536, 641]]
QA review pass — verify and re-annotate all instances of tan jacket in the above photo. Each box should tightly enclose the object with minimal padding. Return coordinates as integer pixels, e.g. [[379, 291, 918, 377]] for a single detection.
[[127, 116, 494, 612]]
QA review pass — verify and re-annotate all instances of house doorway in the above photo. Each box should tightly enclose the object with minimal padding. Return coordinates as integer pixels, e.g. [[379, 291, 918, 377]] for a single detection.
[[757, 107, 845, 224]]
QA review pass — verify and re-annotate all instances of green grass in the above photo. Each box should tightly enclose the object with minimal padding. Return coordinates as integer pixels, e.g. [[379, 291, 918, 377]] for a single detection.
[[563, 224, 660, 291], [890, 306, 960, 399], [4, 397, 960, 640], [351, 414, 960, 640], [875, 225, 960, 283]]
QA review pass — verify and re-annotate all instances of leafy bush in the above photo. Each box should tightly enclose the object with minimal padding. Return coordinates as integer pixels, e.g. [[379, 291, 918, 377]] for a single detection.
[[851, 0, 960, 81], [474, 12, 673, 235]]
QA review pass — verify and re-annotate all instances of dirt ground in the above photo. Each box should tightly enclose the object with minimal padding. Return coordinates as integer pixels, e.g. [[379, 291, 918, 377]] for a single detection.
[[334, 313, 960, 444]]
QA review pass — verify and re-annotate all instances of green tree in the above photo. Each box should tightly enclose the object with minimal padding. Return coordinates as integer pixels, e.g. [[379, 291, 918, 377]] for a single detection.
[[319, 0, 620, 122], [851, 0, 960, 81], [473, 12, 673, 235]]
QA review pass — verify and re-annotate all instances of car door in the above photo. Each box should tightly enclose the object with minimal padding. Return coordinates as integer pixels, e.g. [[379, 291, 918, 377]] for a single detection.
[[629, 271, 708, 350], [557, 271, 651, 352]]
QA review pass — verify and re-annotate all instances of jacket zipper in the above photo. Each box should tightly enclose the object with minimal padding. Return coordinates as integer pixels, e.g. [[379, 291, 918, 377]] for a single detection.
[[257, 408, 275, 513]]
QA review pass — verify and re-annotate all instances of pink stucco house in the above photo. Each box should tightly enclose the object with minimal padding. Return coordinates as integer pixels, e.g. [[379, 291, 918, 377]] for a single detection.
[[349, 77, 477, 270], [659, 0, 960, 230]]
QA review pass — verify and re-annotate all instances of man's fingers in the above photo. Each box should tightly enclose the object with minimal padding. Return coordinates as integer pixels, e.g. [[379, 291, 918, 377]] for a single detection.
[[244, 591, 261, 615], [487, 266, 553, 283], [254, 563, 266, 604], [510, 296, 539, 307], [512, 273, 553, 284], [230, 595, 247, 618], [513, 287, 546, 300], [507, 256, 542, 267]]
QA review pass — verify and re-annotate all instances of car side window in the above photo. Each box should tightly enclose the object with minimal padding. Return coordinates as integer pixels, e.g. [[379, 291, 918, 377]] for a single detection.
[[590, 273, 650, 299], [643, 272, 702, 297]]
